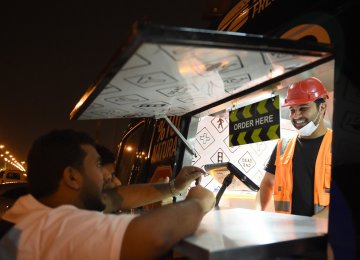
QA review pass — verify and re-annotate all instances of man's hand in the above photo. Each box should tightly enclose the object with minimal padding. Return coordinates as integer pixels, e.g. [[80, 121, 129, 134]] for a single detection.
[[174, 166, 205, 192], [186, 185, 215, 214]]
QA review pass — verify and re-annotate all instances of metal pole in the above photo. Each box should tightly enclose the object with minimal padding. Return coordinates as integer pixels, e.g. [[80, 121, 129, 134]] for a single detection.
[[156, 115, 196, 155]]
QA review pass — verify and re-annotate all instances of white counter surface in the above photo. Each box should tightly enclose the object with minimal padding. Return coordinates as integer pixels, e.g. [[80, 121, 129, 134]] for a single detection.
[[174, 207, 328, 259]]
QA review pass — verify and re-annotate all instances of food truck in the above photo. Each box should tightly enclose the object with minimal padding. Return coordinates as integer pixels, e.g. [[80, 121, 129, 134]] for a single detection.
[[70, 0, 359, 258]]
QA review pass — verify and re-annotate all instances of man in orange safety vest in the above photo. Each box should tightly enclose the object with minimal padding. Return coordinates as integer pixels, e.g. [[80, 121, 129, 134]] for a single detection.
[[259, 77, 332, 217]]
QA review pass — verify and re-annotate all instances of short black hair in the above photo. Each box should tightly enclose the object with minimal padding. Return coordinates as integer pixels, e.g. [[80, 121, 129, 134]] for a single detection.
[[314, 98, 327, 116], [27, 129, 95, 198], [95, 144, 115, 165], [314, 98, 326, 108]]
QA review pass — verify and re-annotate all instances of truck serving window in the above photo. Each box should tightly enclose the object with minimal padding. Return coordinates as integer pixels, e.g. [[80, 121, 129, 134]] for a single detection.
[[187, 59, 334, 208]]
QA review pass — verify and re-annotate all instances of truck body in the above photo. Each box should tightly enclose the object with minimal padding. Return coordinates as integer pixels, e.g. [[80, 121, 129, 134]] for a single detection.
[[71, 0, 360, 258]]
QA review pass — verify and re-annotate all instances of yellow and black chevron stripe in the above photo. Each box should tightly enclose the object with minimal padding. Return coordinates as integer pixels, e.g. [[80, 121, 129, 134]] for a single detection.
[[229, 96, 280, 146]]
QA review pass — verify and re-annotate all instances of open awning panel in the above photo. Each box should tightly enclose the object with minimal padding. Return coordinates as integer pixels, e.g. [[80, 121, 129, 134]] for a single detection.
[[70, 23, 333, 120]]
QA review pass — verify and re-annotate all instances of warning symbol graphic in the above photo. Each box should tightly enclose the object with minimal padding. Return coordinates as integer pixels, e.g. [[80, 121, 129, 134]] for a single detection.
[[229, 96, 280, 146]]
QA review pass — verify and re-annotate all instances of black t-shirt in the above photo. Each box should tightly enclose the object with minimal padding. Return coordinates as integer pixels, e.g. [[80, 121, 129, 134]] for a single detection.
[[265, 135, 324, 216]]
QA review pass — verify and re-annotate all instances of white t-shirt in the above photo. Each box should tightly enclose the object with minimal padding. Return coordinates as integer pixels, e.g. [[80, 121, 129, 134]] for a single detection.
[[0, 194, 137, 260]]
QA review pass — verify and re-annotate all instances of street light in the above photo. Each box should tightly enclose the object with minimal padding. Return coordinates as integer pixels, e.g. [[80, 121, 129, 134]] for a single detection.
[[0, 144, 26, 171], [0, 145, 4, 170]]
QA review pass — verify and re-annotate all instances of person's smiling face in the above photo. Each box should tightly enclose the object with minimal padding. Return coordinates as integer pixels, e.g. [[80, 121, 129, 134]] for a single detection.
[[289, 102, 320, 130]]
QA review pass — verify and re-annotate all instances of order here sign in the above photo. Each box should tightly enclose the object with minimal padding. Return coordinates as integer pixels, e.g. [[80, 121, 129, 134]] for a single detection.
[[229, 96, 280, 146]]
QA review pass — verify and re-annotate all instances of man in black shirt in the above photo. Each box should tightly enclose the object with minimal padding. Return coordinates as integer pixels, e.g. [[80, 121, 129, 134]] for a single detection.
[[259, 77, 332, 217]]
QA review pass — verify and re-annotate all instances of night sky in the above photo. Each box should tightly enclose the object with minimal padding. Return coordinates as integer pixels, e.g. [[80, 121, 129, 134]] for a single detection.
[[0, 1, 209, 163]]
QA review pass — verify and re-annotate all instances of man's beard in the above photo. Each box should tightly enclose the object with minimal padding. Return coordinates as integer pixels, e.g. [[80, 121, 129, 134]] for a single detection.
[[82, 192, 106, 212], [80, 179, 106, 212], [291, 108, 321, 130]]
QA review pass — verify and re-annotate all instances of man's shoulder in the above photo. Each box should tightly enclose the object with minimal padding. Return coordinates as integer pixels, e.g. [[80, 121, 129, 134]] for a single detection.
[[278, 135, 297, 155], [2, 194, 47, 222]]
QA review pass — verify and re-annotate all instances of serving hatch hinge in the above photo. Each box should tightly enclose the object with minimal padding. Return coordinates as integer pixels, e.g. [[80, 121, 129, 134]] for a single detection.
[[155, 114, 196, 156]]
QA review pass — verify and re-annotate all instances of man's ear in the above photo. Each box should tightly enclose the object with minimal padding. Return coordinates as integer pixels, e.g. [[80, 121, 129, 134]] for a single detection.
[[321, 103, 327, 110], [63, 167, 82, 190], [320, 103, 327, 116]]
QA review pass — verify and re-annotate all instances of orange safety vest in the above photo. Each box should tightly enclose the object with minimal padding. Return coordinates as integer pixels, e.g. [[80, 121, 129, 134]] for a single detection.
[[273, 129, 332, 214]]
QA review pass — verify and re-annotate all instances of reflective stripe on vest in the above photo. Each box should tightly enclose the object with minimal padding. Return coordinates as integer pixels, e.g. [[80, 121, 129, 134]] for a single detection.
[[274, 201, 291, 213], [273, 129, 332, 214]]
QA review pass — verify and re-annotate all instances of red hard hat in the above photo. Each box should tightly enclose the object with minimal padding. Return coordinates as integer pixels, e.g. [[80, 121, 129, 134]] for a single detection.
[[282, 77, 329, 107]]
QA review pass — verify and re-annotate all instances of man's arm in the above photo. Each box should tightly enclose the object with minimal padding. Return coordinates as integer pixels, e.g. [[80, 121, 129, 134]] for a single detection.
[[103, 166, 204, 211], [259, 172, 274, 211], [120, 185, 215, 259]]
